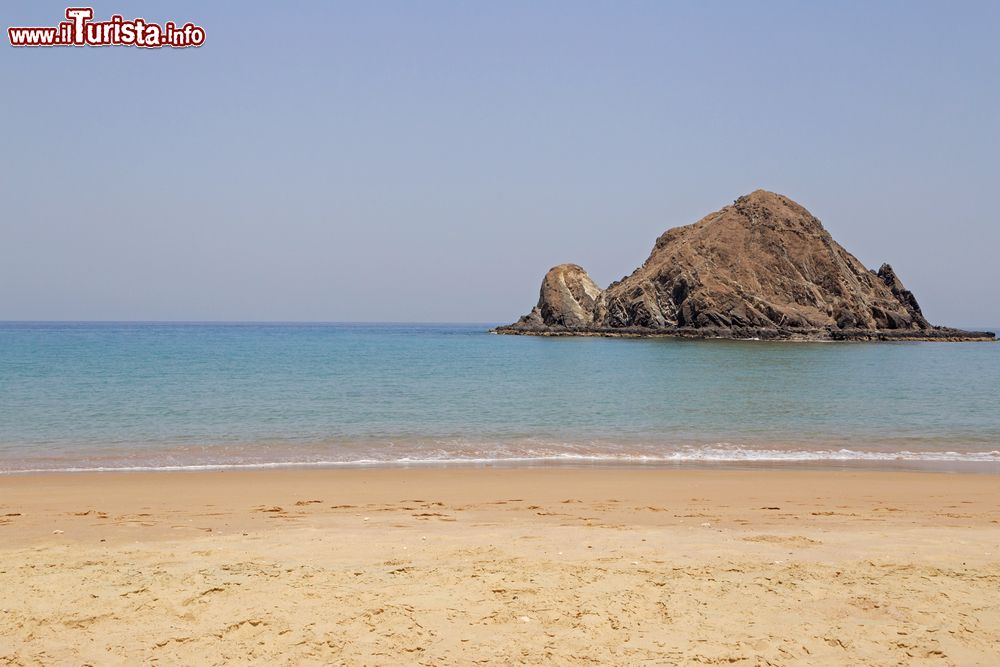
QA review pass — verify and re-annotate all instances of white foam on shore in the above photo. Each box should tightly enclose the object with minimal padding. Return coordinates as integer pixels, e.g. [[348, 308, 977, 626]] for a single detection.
[[3, 445, 1000, 474]]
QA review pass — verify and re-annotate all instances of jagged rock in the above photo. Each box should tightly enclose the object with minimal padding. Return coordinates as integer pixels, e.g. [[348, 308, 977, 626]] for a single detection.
[[876, 263, 926, 326], [496, 190, 994, 341]]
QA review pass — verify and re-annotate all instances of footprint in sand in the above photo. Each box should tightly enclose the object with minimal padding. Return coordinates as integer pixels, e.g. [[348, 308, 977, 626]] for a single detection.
[[743, 535, 821, 547]]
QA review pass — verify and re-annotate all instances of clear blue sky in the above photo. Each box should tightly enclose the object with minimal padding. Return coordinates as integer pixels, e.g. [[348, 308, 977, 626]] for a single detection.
[[2, 1, 998, 325]]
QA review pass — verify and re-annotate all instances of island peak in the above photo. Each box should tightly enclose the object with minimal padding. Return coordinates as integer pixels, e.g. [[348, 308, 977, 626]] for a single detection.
[[496, 192, 994, 342]]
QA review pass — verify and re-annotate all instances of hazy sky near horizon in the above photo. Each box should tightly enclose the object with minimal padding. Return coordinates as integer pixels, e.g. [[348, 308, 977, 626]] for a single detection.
[[2, 1, 998, 325]]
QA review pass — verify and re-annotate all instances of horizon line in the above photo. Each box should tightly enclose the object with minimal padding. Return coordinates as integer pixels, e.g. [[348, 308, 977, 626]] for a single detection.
[[1, 320, 996, 330], [0, 320, 505, 326]]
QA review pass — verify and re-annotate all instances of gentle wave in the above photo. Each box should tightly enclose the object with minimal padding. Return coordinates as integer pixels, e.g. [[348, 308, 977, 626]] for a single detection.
[[4, 446, 1000, 474]]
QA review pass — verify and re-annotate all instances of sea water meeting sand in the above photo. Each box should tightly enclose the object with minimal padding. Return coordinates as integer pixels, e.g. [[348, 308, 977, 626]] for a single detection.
[[2, 323, 999, 664]]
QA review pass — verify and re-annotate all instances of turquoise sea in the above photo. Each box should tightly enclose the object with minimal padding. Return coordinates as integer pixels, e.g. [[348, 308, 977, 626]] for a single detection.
[[0, 322, 998, 473]]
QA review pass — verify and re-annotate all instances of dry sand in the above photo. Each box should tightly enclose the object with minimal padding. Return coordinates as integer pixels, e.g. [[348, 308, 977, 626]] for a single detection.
[[1, 468, 998, 665]]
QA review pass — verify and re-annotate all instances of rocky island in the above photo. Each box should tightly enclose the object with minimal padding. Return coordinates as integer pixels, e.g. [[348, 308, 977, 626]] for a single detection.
[[495, 191, 994, 341]]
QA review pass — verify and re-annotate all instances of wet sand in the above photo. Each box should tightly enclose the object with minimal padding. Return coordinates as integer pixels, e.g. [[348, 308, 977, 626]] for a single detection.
[[1, 468, 999, 665]]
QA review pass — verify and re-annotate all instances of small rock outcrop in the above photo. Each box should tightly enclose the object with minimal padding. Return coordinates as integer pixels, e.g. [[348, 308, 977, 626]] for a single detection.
[[515, 263, 602, 329], [497, 191, 994, 341]]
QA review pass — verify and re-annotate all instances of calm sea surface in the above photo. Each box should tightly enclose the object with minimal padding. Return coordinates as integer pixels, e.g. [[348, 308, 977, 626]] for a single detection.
[[1, 322, 998, 473]]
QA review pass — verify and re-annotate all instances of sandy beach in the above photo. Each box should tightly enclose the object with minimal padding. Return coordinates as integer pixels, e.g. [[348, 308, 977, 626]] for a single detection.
[[1, 467, 998, 665]]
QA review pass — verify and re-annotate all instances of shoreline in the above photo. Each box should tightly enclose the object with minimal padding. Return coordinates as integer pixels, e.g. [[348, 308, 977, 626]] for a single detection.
[[2, 467, 999, 664], [0, 452, 1000, 480], [4, 456, 1000, 476]]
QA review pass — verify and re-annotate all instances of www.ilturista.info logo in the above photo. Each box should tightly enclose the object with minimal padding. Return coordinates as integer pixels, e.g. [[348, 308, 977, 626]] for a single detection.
[[8, 7, 205, 48]]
